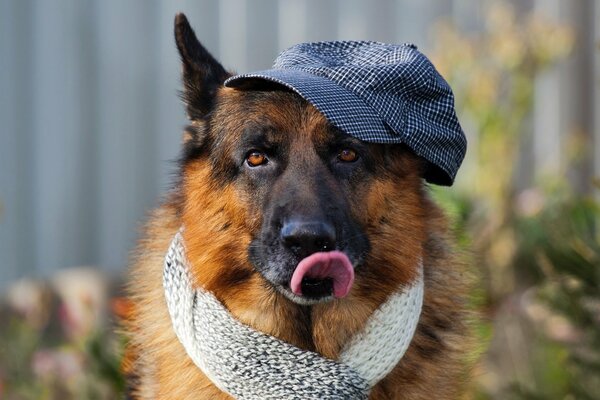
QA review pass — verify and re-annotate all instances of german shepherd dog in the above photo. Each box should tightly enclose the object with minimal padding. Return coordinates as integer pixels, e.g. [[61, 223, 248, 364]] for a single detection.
[[123, 13, 472, 400]]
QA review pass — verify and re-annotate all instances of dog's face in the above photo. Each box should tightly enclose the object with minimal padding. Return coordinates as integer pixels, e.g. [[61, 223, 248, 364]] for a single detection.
[[175, 16, 426, 312], [207, 90, 381, 305]]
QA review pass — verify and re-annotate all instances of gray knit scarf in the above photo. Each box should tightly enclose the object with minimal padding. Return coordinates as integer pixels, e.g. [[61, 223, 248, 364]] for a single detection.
[[163, 230, 424, 399]]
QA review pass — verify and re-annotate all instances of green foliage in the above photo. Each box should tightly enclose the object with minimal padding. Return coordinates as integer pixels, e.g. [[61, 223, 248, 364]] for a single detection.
[[511, 195, 600, 399], [429, 2, 599, 399]]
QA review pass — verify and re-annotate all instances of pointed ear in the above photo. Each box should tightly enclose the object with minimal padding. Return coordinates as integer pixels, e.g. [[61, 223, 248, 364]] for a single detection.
[[174, 13, 231, 121]]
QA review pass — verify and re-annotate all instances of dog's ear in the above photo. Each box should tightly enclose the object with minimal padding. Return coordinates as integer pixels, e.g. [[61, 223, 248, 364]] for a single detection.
[[174, 13, 231, 122]]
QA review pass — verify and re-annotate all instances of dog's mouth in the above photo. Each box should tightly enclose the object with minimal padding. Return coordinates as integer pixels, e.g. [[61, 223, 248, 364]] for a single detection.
[[299, 277, 334, 298], [278, 251, 354, 304]]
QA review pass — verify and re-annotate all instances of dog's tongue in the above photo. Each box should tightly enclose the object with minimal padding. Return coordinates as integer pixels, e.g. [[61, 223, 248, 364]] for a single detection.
[[290, 251, 354, 298]]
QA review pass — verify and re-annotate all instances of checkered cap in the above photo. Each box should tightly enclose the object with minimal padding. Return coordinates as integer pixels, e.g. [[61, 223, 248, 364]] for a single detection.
[[224, 41, 466, 186]]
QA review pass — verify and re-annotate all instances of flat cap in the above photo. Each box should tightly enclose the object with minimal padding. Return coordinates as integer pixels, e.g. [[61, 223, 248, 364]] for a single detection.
[[225, 41, 466, 186]]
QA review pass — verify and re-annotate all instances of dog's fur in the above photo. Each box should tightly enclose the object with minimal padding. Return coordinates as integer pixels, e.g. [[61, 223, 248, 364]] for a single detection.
[[122, 14, 472, 399]]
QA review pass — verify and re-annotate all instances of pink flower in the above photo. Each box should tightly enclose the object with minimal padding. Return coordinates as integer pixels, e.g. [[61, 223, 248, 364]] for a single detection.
[[31, 348, 84, 381]]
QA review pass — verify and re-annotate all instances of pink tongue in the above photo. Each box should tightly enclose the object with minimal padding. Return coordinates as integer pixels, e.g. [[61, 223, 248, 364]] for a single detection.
[[290, 251, 354, 298]]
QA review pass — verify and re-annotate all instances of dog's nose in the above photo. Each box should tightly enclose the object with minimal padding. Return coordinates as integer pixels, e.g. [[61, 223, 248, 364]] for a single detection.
[[281, 220, 336, 258]]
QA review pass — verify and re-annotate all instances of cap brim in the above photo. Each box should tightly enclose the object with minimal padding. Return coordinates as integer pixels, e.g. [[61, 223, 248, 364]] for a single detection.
[[224, 69, 399, 144]]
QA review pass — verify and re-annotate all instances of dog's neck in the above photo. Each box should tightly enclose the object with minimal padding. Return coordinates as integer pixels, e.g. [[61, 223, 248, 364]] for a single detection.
[[163, 229, 424, 399]]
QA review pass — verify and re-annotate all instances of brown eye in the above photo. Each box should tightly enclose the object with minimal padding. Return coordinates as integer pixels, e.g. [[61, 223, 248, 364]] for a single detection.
[[246, 151, 268, 167], [338, 148, 358, 162]]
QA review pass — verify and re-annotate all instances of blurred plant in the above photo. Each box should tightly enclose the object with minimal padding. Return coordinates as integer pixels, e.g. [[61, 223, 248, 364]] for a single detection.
[[430, 1, 575, 301], [0, 269, 124, 400], [508, 191, 600, 399], [428, 2, 600, 399]]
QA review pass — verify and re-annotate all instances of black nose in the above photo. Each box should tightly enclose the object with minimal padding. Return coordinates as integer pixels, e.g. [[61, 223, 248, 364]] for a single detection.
[[281, 220, 336, 258]]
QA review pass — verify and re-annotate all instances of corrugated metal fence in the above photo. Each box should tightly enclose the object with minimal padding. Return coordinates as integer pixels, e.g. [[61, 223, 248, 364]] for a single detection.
[[0, 0, 597, 288]]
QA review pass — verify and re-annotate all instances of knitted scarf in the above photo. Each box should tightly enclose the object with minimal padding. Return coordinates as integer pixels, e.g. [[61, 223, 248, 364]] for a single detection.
[[163, 230, 424, 399]]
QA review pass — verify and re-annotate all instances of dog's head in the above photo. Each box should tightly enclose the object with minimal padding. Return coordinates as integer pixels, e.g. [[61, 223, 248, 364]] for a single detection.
[[174, 15, 427, 311]]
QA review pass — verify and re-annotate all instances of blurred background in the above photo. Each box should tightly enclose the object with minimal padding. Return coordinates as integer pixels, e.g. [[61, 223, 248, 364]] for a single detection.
[[1, 0, 598, 398]]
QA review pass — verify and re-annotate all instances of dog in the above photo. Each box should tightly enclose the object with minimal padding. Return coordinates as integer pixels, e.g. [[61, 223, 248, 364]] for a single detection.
[[122, 13, 472, 400]]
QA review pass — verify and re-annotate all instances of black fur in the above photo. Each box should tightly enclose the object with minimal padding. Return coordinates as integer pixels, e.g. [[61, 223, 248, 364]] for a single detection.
[[174, 13, 231, 123]]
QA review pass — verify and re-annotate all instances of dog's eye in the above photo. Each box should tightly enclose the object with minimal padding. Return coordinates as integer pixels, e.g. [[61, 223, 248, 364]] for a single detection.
[[246, 151, 268, 167], [337, 148, 359, 163]]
